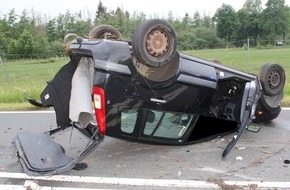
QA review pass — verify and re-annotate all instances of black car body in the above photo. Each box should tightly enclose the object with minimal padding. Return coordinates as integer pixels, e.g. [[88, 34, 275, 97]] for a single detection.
[[14, 19, 286, 175]]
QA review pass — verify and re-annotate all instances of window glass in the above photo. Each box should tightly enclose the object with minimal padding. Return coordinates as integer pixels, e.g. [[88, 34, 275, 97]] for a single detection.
[[120, 108, 197, 140], [143, 111, 195, 139], [121, 110, 138, 134]]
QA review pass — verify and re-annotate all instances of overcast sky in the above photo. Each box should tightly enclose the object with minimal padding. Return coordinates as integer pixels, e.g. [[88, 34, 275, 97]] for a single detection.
[[1, 0, 290, 19]]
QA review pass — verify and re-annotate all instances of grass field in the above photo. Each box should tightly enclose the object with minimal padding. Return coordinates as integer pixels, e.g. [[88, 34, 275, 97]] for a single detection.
[[0, 47, 289, 110], [0, 58, 68, 110]]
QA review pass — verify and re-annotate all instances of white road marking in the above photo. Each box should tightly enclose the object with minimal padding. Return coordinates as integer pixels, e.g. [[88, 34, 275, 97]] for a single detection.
[[0, 184, 116, 190], [0, 111, 55, 114], [1, 172, 290, 189]]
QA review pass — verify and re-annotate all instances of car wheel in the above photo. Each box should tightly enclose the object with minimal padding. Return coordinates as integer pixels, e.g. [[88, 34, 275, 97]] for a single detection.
[[253, 92, 283, 123], [88, 25, 122, 40], [132, 19, 177, 67], [259, 63, 285, 96]]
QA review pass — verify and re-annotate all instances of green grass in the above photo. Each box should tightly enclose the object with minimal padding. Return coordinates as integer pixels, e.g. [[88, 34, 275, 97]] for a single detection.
[[0, 47, 289, 110], [0, 58, 68, 110]]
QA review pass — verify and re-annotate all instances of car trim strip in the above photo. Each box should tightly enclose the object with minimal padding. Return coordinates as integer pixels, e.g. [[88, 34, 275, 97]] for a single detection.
[[150, 98, 167, 104]]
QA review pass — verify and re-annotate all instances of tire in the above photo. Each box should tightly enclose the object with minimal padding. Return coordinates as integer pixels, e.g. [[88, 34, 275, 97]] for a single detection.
[[259, 63, 286, 96], [132, 19, 177, 67], [88, 25, 122, 40], [253, 93, 283, 123]]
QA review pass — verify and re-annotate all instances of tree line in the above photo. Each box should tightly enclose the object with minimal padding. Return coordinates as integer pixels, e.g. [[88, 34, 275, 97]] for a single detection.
[[0, 0, 289, 59]]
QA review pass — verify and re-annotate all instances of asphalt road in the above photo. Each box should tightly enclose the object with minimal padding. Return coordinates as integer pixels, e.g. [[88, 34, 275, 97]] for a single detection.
[[0, 110, 290, 189]]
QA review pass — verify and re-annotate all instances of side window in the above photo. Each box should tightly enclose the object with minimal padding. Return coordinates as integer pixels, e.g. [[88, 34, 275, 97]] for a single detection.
[[143, 111, 163, 135], [143, 111, 195, 139], [121, 110, 138, 134], [120, 109, 197, 140]]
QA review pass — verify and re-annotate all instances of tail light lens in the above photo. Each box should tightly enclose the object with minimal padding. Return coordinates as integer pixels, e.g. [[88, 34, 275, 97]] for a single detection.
[[93, 86, 106, 135]]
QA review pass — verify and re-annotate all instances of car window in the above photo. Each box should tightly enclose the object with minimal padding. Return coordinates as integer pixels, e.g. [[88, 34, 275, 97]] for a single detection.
[[120, 109, 197, 140], [121, 110, 138, 134], [143, 111, 195, 139]]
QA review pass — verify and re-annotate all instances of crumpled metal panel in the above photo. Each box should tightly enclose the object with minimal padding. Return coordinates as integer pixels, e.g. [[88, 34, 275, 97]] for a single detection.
[[14, 131, 72, 175]]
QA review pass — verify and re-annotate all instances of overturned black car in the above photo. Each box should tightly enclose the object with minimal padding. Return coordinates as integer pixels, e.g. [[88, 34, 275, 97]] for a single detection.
[[14, 19, 286, 175]]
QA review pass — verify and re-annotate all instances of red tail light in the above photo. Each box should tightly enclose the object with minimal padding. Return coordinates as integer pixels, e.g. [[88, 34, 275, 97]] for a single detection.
[[93, 86, 106, 135]]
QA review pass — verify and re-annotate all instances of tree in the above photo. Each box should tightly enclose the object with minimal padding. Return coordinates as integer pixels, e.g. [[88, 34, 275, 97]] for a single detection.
[[109, 7, 128, 37], [46, 19, 58, 42], [234, 5, 262, 47], [234, 9, 248, 46], [74, 19, 92, 37], [33, 36, 50, 58], [8, 29, 35, 58], [243, 0, 263, 13], [0, 0, 282, 58], [2, 9, 18, 40], [194, 27, 223, 49], [176, 29, 196, 50], [0, 33, 8, 53], [182, 13, 191, 28], [55, 11, 77, 39], [287, 7, 290, 40], [193, 11, 201, 28], [17, 29, 35, 55], [246, 11, 261, 45], [95, 0, 108, 23], [232, 0, 263, 47], [259, 0, 288, 44], [129, 11, 146, 36], [18, 10, 35, 35], [201, 14, 213, 28], [0, 19, 9, 53], [214, 4, 239, 47], [48, 40, 64, 56], [167, 11, 174, 24], [73, 11, 92, 37]]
